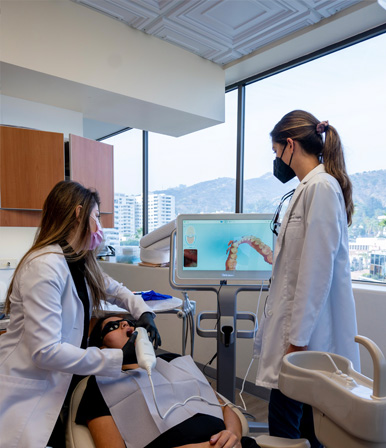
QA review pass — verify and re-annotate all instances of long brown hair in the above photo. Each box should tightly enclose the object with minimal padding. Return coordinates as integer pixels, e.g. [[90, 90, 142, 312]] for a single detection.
[[5, 180, 107, 314], [270, 110, 354, 225]]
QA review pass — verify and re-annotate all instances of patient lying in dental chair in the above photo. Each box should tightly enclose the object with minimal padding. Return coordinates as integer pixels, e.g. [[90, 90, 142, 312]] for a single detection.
[[76, 315, 260, 448]]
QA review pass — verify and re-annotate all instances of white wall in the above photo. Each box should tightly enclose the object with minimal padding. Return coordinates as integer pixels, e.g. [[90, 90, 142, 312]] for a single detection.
[[0, 227, 36, 303], [353, 283, 386, 378], [0, 95, 83, 138]]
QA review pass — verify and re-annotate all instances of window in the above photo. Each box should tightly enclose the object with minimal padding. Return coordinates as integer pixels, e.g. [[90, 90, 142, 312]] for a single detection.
[[101, 129, 142, 260], [244, 32, 386, 283], [148, 89, 238, 217]]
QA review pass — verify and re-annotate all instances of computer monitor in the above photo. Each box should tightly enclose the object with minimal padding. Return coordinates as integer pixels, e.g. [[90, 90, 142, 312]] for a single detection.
[[176, 213, 275, 282]]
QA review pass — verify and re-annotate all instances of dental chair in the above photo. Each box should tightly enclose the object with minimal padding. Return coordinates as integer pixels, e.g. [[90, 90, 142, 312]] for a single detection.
[[277, 336, 386, 448], [65, 376, 309, 448], [66, 377, 96, 448]]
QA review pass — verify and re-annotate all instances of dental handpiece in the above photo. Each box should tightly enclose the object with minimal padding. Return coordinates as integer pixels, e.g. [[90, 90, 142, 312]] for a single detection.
[[135, 327, 156, 374]]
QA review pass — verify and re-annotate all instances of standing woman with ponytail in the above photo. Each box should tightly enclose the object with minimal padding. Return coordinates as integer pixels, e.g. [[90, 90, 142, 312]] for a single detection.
[[0, 180, 161, 448], [254, 110, 360, 447]]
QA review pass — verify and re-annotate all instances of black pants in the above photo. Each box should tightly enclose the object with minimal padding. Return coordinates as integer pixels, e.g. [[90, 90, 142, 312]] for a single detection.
[[46, 415, 65, 448], [47, 374, 84, 448], [269, 388, 322, 448]]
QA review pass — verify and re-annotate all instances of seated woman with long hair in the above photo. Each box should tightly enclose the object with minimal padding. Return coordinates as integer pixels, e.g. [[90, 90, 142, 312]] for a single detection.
[[76, 315, 260, 448]]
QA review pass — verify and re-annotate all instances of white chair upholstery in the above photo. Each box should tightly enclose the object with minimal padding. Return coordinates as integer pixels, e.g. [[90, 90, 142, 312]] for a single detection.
[[65, 377, 96, 448], [255, 434, 311, 448]]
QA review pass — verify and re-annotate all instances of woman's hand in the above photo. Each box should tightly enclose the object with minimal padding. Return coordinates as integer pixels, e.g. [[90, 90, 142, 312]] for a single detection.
[[209, 429, 242, 448], [136, 312, 162, 349]]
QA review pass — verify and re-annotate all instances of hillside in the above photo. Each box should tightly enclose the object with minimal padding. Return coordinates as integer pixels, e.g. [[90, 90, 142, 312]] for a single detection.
[[153, 169, 386, 238], [154, 169, 385, 213]]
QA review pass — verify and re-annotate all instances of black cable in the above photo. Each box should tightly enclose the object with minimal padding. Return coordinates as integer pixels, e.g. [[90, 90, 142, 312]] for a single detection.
[[215, 281, 226, 329], [203, 352, 218, 382]]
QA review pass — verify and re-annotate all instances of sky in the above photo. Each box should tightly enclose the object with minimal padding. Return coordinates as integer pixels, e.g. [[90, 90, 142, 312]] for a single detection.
[[107, 32, 386, 196]]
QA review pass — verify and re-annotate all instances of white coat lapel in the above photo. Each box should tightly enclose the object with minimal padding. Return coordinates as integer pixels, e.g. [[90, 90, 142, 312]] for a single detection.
[[272, 164, 325, 265], [272, 184, 306, 265]]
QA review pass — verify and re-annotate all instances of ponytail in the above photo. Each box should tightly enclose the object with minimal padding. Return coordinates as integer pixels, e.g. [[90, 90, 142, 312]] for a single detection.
[[322, 125, 354, 225]]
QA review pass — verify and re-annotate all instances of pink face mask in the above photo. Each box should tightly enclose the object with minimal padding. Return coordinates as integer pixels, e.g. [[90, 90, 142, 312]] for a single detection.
[[89, 216, 104, 251]]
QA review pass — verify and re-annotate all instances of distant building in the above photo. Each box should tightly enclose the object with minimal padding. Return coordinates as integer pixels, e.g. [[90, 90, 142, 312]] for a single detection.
[[112, 192, 176, 242], [114, 193, 136, 238], [370, 253, 386, 279], [148, 194, 176, 233], [103, 228, 120, 247], [349, 236, 386, 280]]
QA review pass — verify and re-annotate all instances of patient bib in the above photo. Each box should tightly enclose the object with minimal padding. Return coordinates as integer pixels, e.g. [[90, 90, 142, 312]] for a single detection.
[[97, 356, 223, 448]]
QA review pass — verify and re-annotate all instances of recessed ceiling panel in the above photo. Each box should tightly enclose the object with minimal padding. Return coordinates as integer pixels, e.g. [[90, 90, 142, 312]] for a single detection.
[[72, 0, 364, 64]]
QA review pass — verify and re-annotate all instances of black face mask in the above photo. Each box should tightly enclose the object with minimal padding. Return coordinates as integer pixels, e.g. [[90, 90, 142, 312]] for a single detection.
[[273, 143, 296, 183]]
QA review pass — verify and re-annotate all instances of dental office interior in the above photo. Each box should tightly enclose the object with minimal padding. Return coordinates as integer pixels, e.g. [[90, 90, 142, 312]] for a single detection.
[[1, 0, 386, 444]]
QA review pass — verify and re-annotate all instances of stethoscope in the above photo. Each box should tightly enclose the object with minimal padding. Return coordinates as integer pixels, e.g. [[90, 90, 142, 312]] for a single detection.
[[264, 188, 296, 318], [270, 189, 295, 236]]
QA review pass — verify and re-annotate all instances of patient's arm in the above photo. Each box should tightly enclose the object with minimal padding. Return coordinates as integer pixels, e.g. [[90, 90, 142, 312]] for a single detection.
[[176, 399, 243, 448], [207, 403, 242, 448], [88, 415, 125, 448]]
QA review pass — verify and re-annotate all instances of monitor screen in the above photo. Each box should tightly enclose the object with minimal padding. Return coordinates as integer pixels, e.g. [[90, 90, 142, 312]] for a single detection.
[[176, 213, 275, 282]]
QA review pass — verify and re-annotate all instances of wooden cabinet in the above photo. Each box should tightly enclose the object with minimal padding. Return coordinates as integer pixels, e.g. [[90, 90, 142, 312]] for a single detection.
[[0, 126, 64, 226], [69, 134, 114, 228], [0, 127, 114, 228]]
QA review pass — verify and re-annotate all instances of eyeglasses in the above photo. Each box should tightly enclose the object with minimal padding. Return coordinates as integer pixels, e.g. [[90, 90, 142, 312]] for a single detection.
[[270, 189, 295, 236], [100, 319, 136, 341]]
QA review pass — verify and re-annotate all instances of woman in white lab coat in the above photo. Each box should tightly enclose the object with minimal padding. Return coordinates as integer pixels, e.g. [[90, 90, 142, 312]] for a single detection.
[[0, 180, 161, 448], [254, 110, 360, 448]]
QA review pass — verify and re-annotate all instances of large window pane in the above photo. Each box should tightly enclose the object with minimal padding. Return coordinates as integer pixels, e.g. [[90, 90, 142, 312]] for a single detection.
[[148, 90, 237, 226], [244, 32, 386, 283], [102, 129, 142, 261]]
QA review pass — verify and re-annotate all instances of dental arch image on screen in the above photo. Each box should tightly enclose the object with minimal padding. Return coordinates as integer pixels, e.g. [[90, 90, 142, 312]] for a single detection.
[[176, 213, 275, 281]]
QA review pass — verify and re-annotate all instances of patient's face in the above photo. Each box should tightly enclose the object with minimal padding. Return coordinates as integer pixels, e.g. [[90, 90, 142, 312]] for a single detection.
[[101, 316, 135, 349]]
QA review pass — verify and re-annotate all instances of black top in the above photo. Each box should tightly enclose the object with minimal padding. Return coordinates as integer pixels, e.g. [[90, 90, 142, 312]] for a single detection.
[[60, 241, 90, 406], [60, 241, 90, 349]]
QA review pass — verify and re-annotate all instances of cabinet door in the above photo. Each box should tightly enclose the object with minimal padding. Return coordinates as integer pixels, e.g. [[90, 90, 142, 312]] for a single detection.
[[69, 134, 114, 228], [0, 126, 64, 226]]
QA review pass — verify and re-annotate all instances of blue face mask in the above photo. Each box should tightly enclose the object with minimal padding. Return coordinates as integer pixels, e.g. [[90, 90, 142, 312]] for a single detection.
[[273, 143, 296, 183]]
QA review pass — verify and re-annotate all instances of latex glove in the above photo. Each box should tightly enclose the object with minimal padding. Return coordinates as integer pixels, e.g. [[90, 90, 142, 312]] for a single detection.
[[122, 331, 138, 365], [136, 312, 161, 349]]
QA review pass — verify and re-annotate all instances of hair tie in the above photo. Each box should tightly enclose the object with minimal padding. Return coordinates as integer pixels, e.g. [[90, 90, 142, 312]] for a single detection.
[[316, 120, 329, 134]]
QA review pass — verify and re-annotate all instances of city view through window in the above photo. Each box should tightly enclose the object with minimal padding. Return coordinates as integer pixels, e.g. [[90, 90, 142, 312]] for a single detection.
[[103, 32, 386, 283]]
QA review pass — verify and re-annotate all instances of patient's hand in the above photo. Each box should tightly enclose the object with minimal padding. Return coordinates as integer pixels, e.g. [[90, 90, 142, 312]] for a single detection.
[[209, 429, 242, 447], [178, 429, 241, 448]]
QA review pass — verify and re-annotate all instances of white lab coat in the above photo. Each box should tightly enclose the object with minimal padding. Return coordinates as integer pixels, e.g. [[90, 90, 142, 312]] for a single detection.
[[254, 164, 360, 389], [0, 244, 152, 448]]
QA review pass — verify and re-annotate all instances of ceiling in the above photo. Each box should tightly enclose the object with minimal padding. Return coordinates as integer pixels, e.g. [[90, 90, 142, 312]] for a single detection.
[[72, 0, 363, 66]]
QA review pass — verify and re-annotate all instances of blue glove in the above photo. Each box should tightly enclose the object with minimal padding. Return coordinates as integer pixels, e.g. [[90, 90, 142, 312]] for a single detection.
[[141, 290, 172, 301], [136, 312, 161, 349]]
